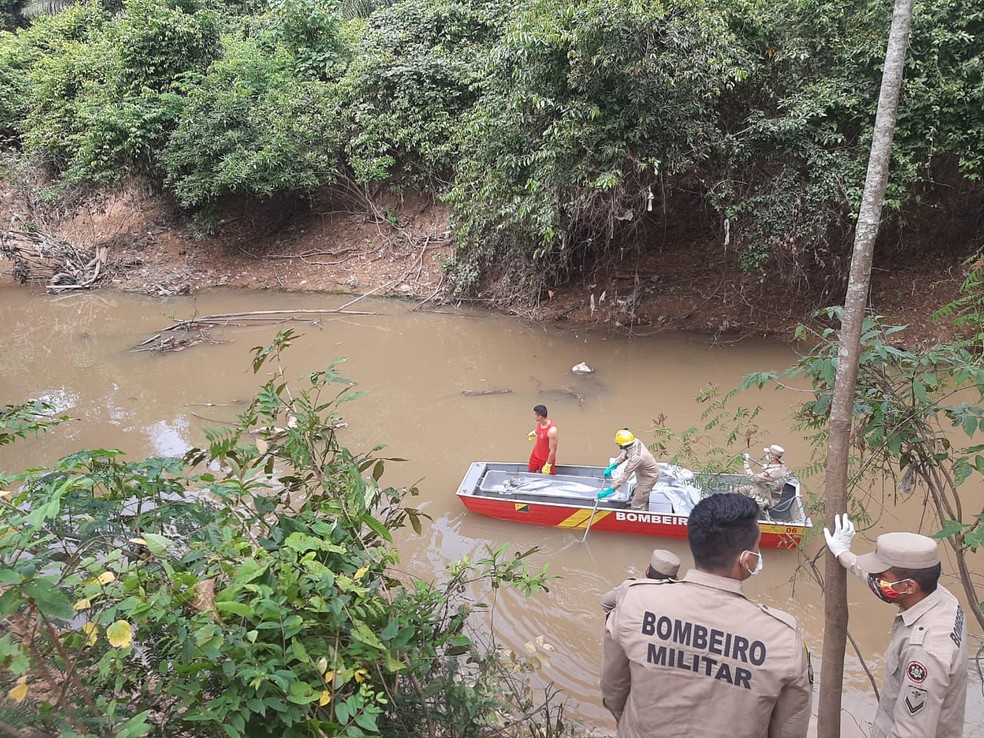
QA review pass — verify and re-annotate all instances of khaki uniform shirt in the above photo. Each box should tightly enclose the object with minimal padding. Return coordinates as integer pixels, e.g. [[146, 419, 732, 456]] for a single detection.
[[743, 461, 790, 504], [611, 440, 660, 492], [601, 570, 812, 738], [602, 576, 677, 615], [839, 552, 968, 738], [602, 578, 638, 615]]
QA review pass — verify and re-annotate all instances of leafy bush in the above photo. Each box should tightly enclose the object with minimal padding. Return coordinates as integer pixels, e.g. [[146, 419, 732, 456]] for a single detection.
[[447, 0, 747, 293], [9, 0, 222, 181], [338, 0, 510, 186], [0, 332, 556, 737], [162, 34, 343, 207], [257, 0, 349, 80], [0, 28, 29, 140]]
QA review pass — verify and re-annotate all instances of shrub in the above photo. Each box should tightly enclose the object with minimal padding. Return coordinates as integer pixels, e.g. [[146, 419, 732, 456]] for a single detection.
[[0, 332, 556, 737], [162, 34, 343, 207], [338, 0, 510, 186]]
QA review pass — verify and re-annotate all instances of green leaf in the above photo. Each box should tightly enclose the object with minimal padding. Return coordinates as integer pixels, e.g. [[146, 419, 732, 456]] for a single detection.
[[354, 710, 378, 731], [141, 533, 172, 555], [284, 532, 344, 553], [215, 601, 253, 618], [23, 580, 74, 619], [0, 588, 21, 617], [933, 520, 966, 539], [359, 513, 392, 543], [0, 569, 21, 585], [351, 621, 385, 651]]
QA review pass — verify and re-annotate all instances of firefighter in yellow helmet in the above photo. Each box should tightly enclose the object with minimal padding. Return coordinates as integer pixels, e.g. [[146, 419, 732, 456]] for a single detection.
[[601, 429, 661, 510]]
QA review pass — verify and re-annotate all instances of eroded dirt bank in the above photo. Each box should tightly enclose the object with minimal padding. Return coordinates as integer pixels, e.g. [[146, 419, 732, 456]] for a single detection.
[[0, 182, 971, 347]]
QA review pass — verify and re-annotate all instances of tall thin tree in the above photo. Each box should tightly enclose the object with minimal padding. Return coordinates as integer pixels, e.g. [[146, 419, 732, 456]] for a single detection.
[[818, 1, 916, 736]]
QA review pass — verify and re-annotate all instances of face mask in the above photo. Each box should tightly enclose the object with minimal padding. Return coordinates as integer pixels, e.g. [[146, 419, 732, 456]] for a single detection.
[[743, 550, 764, 577], [867, 575, 913, 603]]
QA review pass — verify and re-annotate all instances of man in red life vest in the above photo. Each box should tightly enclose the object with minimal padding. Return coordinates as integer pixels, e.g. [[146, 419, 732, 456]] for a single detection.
[[528, 404, 558, 474]]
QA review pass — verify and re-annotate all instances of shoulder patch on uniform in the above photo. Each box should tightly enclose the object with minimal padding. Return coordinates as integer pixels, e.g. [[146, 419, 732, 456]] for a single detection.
[[906, 661, 927, 684], [757, 603, 797, 630], [905, 685, 927, 715]]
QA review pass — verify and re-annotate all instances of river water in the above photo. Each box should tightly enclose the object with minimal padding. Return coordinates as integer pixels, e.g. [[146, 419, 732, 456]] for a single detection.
[[1, 286, 981, 736]]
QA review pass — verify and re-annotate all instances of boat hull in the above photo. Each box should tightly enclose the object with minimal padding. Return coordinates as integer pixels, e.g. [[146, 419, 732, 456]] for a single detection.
[[456, 462, 811, 549]]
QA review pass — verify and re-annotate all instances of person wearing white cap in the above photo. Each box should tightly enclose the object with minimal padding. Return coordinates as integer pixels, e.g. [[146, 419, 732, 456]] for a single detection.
[[739, 444, 790, 511], [601, 549, 682, 615], [824, 515, 968, 738]]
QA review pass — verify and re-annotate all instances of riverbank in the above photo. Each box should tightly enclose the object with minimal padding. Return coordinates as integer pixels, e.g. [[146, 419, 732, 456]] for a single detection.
[[1, 181, 970, 347]]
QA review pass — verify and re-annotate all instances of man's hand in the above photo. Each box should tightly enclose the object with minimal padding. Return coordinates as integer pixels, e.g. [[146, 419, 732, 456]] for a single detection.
[[823, 514, 856, 557], [603, 462, 618, 479], [541, 463, 552, 474], [528, 430, 536, 441], [597, 487, 614, 499], [743, 453, 751, 462]]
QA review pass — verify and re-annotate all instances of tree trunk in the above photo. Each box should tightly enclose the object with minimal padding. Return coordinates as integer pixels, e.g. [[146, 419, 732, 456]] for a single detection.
[[817, 1, 916, 736]]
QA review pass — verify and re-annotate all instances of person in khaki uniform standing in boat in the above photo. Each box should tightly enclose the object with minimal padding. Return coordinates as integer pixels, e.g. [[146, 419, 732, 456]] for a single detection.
[[604, 429, 661, 510], [740, 444, 790, 511], [824, 516, 968, 738], [601, 493, 812, 738]]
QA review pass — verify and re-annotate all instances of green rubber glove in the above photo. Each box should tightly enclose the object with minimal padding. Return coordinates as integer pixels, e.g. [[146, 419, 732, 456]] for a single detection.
[[603, 462, 617, 479], [596, 487, 614, 499]]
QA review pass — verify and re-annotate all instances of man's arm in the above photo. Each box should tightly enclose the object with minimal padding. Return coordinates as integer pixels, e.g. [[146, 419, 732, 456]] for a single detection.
[[836, 551, 870, 586], [883, 641, 955, 737], [610, 446, 641, 491], [546, 426, 558, 466], [750, 465, 785, 485], [768, 637, 813, 738], [600, 611, 631, 721]]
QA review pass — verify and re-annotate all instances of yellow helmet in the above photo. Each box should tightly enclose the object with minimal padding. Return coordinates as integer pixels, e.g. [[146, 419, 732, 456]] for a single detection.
[[615, 429, 635, 447]]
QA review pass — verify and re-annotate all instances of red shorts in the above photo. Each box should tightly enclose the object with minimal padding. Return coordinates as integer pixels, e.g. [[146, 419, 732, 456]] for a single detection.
[[528, 454, 556, 474]]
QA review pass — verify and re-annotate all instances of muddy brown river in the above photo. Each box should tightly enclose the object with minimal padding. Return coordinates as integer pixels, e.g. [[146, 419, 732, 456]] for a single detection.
[[1, 286, 981, 736]]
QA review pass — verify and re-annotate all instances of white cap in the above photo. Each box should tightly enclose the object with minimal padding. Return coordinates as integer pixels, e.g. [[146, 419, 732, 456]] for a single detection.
[[764, 444, 785, 457]]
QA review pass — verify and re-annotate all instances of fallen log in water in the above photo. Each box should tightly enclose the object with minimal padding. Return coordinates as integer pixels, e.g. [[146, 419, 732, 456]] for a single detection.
[[131, 309, 378, 353], [461, 389, 513, 396]]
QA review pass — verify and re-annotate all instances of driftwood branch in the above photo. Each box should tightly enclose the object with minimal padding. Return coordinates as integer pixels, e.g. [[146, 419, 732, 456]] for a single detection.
[[461, 389, 513, 396], [0, 230, 109, 292], [131, 309, 377, 354]]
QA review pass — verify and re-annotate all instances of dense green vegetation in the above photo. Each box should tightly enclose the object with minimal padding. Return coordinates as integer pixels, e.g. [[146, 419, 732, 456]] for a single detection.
[[1, 0, 981, 298], [0, 332, 560, 737]]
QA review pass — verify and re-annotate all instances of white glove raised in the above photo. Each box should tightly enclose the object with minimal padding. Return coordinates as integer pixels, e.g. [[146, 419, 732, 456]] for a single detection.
[[823, 513, 856, 558]]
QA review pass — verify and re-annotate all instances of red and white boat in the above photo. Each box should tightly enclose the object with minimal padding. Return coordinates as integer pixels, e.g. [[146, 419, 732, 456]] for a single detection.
[[456, 462, 812, 549]]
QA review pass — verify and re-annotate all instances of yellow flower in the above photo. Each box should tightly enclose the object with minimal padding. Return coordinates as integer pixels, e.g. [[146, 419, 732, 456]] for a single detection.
[[73, 598, 91, 611], [319, 690, 332, 706], [353, 668, 368, 684], [7, 676, 28, 702], [354, 566, 369, 579]]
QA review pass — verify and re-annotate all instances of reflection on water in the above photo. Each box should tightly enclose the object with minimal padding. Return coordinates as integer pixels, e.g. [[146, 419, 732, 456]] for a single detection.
[[0, 285, 981, 736]]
